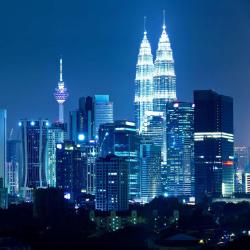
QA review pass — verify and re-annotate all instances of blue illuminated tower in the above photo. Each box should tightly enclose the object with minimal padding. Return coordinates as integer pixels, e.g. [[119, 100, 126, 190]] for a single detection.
[[153, 11, 176, 112], [134, 18, 154, 133], [166, 102, 194, 198], [54, 58, 69, 123]]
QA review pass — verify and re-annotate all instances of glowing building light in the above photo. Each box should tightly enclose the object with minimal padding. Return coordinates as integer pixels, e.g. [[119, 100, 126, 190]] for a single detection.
[[78, 134, 85, 141]]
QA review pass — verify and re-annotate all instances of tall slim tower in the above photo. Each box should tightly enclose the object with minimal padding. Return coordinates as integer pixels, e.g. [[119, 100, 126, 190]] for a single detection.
[[54, 58, 69, 123], [153, 11, 176, 112], [134, 18, 154, 133]]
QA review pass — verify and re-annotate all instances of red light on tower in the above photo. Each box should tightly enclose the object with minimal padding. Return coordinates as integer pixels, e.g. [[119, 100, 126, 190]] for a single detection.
[[223, 161, 233, 166]]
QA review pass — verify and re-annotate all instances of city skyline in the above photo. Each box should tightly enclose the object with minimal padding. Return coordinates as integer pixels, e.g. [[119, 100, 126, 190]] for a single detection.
[[0, 0, 250, 145]]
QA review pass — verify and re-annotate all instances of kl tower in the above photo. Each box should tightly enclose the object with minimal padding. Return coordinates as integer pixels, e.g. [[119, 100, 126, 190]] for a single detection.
[[54, 57, 69, 123]]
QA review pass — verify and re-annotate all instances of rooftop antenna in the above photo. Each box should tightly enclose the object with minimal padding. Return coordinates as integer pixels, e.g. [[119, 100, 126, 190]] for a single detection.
[[144, 16, 147, 35], [163, 9, 166, 30]]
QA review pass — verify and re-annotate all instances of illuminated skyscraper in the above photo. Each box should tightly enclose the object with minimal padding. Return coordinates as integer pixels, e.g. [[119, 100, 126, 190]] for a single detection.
[[94, 95, 113, 138], [95, 155, 129, 211], [99, 121, 140, 200], [140, 136, 161, 202], [234, 146, 250, 193], [194, 90, 234, 202], [142, 111, 166, 163], [19, 119, 49, 200], [54, 58, 69, 123], [165, 102, 194, 198], [47, 122, 67, 187], [6, 139, 21, 195], [134, 18, 154, 133], [153, 11, 176, 112]]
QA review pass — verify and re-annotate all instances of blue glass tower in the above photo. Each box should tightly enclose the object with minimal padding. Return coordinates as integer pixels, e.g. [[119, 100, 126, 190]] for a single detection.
[[165, 102, 194, 198], [99, 121, 140, 200]]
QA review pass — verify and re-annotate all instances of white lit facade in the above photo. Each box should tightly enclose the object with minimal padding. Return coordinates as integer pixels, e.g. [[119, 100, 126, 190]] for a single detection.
[[153, 15, 176, 113], [134, 29, 154, 133]]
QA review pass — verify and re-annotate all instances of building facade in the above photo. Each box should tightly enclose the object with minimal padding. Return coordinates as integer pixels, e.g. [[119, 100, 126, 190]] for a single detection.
[[140, 136, 161, 202], [19, 119, 48, 200], [194, 90, 234, 202], [6, 139, 21, 195], [165, 102, 194, 198], [56, 140, 87, 201], [153, 13, 176, 113], [47, 122, 67, 187], [99, 121, 140, 200], [234, 146, 250, 193], [134, 24, 154, 133], [95, 155, 128, 211], [93, 95, 113, 138]]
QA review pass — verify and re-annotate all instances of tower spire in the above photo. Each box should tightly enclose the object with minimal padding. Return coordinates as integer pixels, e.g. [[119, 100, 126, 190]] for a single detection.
[[60, 57, 63, 82], [144, 16, 147, 35], [163, 9, 166, 30]]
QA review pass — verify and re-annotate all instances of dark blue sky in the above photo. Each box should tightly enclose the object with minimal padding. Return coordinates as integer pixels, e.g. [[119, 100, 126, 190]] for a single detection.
[[0, 0, 250, 145]]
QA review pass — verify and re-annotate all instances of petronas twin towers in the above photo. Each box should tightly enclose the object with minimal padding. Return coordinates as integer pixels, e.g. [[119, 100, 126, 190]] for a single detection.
[[134, 12, 176, 133]]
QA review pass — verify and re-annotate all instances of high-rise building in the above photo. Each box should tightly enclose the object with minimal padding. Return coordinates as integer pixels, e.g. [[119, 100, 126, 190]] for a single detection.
[[54, 58, 69, 123], [69, 97, 93, 142], [6, 139, 21, 195], [47, 122, 67, 187], [19, 119, 49, 200], [165, 102, 194, 198], [95, 155, 129, 211], [70, 95, 114, 142], [142, 111, 166, 163], [99, 121, 140, 200], [56, 140, 87, 201], [0, 110, 7, 187], [194, 90, 234, 202], [153, 11, 176, 113], [134, 19, 154, 133], [140, 136, 161, 202], [0, 177, 8, 209], [245, 173, 250, 194], [93, 95, 113, 138], [77, 140, 99, 195], [234, 146, 250, 193]]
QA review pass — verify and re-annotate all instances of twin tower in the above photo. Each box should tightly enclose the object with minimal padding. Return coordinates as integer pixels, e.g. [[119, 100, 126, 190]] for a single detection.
[[134, 11, 176, 133]]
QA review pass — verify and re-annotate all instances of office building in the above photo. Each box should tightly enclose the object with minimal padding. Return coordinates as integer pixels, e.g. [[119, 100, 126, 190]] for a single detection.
[[194, 90, 234, 202], [6, 139, 21, 195], [245, 173, 250, 194], [165, 102, 194, 198], [95, 155, 128, 211], [0, 110, 7, 187], [79, 141, 99, 195], [93, 95, 113, 138], [0, 177, 8, 209], [234, 146, 250, 193], [47, 122, 67, 187], [19, 119, 49, 200], [142, 111, 166, 163], [56, 140, 87, 201], [99, 121, 140, 200], [70, 95, 114, 143], [140, 136, 161, 202]]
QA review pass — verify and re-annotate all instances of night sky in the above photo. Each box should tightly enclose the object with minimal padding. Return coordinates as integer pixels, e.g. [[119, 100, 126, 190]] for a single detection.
[[0, 0, 250, 145]]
